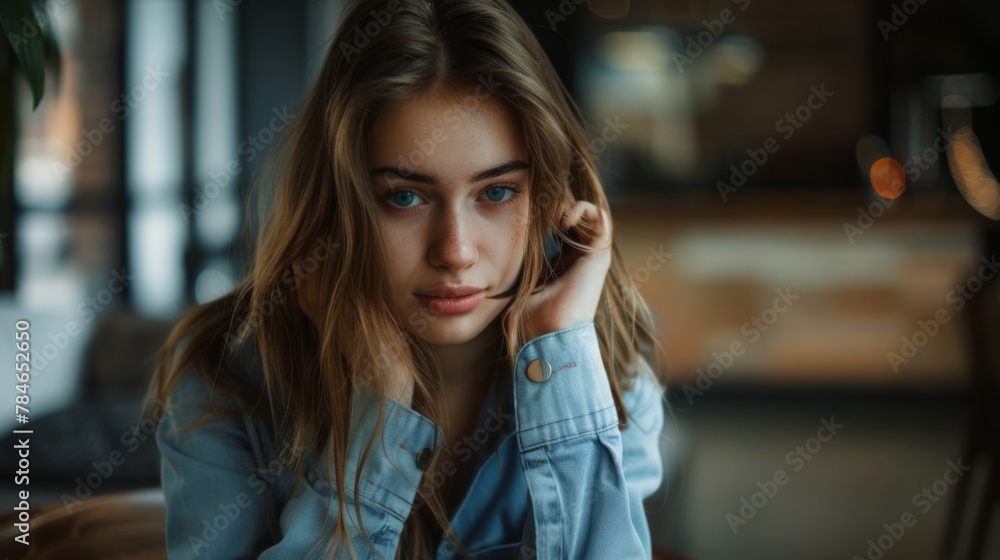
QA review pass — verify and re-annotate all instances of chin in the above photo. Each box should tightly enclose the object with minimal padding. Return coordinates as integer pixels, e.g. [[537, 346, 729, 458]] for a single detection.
[[404, 308, 499, 346]]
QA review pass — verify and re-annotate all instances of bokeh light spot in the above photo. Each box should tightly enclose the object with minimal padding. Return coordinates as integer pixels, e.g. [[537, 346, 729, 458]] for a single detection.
[[870, 157, 906, 200]]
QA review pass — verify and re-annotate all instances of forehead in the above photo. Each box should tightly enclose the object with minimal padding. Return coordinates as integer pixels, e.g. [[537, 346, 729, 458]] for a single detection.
[[367, 86, 527, 174]]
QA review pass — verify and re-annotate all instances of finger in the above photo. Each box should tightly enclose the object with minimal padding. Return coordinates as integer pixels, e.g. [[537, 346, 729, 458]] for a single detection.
[[560, 202, 594, 246], [582, 206, 611, 249], [561, 202, 610, 249], [595, 207, 612, 248], [560, 201, 588, 231]]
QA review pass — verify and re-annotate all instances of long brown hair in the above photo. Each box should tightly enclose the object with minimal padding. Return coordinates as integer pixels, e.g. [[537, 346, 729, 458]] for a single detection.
[[141, 0, 665, 557]]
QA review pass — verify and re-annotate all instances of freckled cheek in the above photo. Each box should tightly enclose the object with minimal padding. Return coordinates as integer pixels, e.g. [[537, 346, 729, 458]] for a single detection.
[[497, 218, 528, 272], [382, 233, 422, 288]]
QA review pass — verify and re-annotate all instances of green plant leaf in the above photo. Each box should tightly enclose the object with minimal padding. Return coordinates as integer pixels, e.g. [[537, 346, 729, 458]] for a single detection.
[[0, 0, 47, 109], [40, 2, 60, 96]]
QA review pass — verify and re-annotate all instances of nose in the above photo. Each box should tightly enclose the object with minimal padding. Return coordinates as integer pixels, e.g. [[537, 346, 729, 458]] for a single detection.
[[428, 204, 478, 272]]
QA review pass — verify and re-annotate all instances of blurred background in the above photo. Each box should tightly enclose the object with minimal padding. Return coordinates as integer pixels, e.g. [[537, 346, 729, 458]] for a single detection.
[[1, 0, 999, 558]]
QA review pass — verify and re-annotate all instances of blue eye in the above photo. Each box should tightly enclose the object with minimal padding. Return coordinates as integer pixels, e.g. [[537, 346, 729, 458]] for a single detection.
[[389, 190, 422, 208], [382, 184, 522, 211], [484, 186, 512, 203]]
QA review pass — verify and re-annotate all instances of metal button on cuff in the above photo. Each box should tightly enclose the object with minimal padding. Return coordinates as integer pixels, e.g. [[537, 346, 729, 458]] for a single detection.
[[415, 447, 433, 469], [526, 358, 552, 382]]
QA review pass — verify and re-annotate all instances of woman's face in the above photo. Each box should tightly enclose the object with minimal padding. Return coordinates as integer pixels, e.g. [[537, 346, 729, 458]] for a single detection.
[[368, 85, 531, 345]]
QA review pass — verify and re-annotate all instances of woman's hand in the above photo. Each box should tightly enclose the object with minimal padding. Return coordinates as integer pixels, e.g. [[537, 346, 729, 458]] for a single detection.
[[517, 201, 613, 343], [295, 260, 416, 408]]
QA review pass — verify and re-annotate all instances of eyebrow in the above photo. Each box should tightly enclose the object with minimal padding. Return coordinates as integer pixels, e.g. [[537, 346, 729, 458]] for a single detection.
[[370, 159, 530, 185]]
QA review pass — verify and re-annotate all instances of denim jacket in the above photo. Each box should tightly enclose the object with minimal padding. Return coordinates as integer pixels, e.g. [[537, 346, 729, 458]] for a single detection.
[[156, 321, 666, 559]]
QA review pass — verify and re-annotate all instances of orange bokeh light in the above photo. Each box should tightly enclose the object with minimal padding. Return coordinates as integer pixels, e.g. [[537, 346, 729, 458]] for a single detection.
[[869, 157, 906, 200]]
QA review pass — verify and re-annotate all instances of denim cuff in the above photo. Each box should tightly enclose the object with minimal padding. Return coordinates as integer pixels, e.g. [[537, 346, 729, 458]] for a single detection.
[[309, 382, 443, 523], [512, 321, 619, 452]]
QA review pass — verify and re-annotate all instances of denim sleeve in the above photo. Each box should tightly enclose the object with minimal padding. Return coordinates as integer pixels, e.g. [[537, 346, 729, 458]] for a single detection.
[[156, 371, 282, 559], [257, 382, 442, 559], [619, 355, 667, 556], [512, 321, 665, 559], [158, 371, 443, 559]]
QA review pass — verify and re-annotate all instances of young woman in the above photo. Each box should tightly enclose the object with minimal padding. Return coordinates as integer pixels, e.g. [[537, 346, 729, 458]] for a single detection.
[[144, 0, 668, 558]]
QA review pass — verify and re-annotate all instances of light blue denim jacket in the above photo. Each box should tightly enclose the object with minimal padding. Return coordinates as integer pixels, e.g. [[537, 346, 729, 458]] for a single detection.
[[156, 321, 666, 559]]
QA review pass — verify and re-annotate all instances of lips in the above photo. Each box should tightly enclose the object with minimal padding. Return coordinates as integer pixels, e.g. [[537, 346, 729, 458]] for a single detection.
[[415, 285, 485, 298], [414, 287, 487, 315]]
